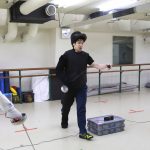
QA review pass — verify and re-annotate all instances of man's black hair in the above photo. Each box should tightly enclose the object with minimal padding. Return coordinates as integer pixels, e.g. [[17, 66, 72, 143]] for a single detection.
[[71, 31, 87, 46]]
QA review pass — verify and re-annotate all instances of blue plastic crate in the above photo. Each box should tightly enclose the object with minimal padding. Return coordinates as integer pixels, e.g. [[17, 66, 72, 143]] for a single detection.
[[88, 126, 124, 136]]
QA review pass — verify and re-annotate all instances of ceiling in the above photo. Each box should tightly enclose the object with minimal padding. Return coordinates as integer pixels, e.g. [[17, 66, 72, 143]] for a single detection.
[[0, 0, 150, 33]]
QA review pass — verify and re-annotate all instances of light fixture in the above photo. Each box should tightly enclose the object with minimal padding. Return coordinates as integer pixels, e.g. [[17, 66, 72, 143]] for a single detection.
[[51, 0, 82, 8], [98, 0, 138, 11], [108, 10, 117, 14], [111, 18, 120, 21]]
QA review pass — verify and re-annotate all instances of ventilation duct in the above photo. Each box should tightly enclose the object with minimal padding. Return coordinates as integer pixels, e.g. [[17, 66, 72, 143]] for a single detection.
[[20, 0, 52, 15], [22, 24, 39, 41], [45, 4, 56, 16], [4, 23, 18, 41], [89, 11, 109, 19], [89, 8, 135, 19], [68, 3, 145, 28], [10, 1, 56, 24], [113, 7, 135, 18]]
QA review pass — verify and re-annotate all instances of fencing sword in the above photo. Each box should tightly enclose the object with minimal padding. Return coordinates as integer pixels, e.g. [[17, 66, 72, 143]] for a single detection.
[[61, 64, 111, 93]]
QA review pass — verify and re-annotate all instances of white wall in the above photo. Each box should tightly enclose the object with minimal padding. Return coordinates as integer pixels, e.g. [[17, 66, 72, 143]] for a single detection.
[[84, 32, 112, 64], [55, 29, 113, 65], [55, 28, 72, 64], [0, 27, 150, 91], [135, 35, 150, 63], [54, 30, 150, 89], [0, 28, 56, 91], [0, 28, 149, 71], [83, 32, 150, 65], [55, 30, 150, 65], [48, 28, 56, 67], [0, 28, 55, 68]]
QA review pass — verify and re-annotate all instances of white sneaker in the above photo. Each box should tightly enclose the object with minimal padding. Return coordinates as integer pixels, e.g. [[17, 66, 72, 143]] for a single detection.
[[10, 113, 27, 125], [5, 105, 27, 125]]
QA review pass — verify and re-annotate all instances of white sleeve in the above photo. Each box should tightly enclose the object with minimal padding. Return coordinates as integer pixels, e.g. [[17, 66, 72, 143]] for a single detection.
[[0, 91, 14, 112]]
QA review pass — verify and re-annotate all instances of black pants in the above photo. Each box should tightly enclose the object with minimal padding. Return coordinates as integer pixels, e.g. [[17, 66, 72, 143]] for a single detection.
[[61, 85, 87, 134]]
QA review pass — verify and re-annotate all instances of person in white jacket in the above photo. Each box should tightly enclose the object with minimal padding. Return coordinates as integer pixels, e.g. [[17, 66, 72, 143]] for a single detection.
[[0, 91, 26, 125]]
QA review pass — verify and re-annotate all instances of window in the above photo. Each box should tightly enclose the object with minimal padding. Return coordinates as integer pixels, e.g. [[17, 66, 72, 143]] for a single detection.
[[113, 36, 133, 64]]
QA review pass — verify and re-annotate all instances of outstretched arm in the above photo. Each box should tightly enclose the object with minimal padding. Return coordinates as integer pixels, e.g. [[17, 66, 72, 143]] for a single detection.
[[90, 62, 111, 70]]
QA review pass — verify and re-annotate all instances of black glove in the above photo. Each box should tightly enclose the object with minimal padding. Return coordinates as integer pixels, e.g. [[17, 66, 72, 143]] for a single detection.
[[106, 64, 111, 69]]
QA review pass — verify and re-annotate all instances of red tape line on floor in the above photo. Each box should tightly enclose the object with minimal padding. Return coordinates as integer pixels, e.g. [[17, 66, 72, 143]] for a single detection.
[[0, 113, 4, 115], [129, 109, 144, 113], [94, 100, 108, 103], [15, 127, 37, 133]]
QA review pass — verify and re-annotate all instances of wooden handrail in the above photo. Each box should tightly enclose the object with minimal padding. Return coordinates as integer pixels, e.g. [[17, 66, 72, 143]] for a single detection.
[[141, 68, 150, 71], [0, 64, 149, 100], [0, 68, 149, 79], [0, 64, 149, 79], [112, 63, 150, 67], [0, 74, 50, 79], [0, 67, 52, 72], [0, 63, 150, 72]]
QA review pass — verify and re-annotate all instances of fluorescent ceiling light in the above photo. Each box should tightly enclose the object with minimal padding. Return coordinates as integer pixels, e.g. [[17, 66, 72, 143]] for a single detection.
[[51, 0, 82, 8], [98, 0, 138, 11]]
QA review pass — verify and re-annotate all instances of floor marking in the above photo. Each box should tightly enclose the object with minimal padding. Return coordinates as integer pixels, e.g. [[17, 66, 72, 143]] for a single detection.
[[15, 127, 37, 133], [94, 100, 108, 103], [129, 109, 144, 113]]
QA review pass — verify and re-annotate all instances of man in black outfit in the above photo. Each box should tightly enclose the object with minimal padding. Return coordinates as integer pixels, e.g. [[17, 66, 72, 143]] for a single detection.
[[56, 31, 111, 140]]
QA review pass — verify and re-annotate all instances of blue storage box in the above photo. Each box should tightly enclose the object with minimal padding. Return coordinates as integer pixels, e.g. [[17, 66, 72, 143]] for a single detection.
[[4, 93, 12, 102], [0, 73, 4, 93], [3, 71, 10, 93]]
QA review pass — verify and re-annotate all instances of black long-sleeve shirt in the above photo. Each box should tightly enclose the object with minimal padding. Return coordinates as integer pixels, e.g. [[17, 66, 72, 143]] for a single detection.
[[56, 49, 94, 89]]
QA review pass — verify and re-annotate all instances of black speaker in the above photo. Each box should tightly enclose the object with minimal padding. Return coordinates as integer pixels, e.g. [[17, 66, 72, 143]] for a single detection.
[[49, 68, 63, 100], [104, 115, 114, 121]]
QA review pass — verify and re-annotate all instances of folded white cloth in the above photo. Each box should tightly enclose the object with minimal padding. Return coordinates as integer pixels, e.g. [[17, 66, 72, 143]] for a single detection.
[[32, 76, 49, 102]]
